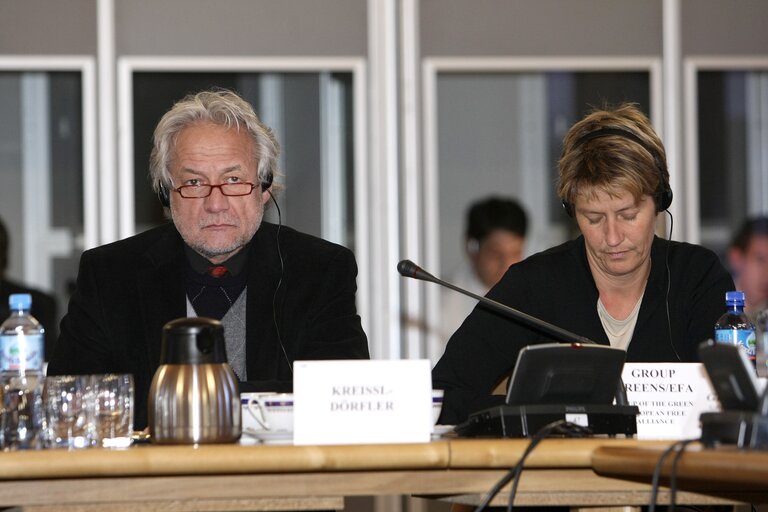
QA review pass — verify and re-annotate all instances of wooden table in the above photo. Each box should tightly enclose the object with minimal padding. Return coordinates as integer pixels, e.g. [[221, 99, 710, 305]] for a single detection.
[[592, 443, 768, 504], [0, 438, 742, 511]]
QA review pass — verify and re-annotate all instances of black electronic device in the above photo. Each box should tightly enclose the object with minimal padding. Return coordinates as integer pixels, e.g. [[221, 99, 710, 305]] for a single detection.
[[699, 339, 760, 411], [455, 403, 640, 438], [397, 259, 639, 437], [455, 343, 638, 438], [505, 343, 627, 406], [698, 340, 768, 449]]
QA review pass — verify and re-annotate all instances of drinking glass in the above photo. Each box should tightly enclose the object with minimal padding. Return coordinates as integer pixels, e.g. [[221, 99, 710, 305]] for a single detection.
[[93, 373, 134, 448], [44, 375, 95, 449]]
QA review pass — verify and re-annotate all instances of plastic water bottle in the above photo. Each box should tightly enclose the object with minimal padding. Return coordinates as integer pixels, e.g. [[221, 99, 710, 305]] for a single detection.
[[0, 293, 45, 449], [756, 309, 768, 378], [714, 291, 756, 363]]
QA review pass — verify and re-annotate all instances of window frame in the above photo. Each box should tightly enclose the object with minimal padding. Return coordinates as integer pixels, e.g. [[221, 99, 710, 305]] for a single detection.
[[683, 56, 768, 245], [420, 56, 662, 361], [0, 56, 98, 265]]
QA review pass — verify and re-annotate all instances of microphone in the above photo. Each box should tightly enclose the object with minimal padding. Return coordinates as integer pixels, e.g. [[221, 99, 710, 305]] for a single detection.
[[398, 259, 629, 405], [398, 259, 596, 344]]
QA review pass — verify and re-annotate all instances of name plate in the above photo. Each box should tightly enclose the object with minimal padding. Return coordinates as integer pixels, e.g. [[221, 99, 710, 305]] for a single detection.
[[293, 359, 432, 445], [622, 362, 719, 439]]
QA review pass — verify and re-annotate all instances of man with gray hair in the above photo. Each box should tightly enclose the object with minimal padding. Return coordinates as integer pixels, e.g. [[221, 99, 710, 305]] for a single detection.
[[48, 89, 369, 429]]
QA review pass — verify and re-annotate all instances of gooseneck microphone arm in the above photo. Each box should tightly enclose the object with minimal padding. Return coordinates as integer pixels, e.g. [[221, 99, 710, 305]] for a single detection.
[[398, 259, 595, 344], [398, 259, 629, 406]]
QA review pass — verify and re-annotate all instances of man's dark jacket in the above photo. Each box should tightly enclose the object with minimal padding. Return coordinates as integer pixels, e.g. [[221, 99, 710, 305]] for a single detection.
[[48, 222, 369, 429]]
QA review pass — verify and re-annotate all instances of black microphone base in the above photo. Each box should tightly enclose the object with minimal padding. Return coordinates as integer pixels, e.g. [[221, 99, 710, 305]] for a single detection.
[[700, 411, 768, 449], [455, 404, 639, 438]]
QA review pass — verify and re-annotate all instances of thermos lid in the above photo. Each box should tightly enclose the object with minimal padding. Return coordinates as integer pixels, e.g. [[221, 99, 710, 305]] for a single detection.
[[160, 317, 228, 365]]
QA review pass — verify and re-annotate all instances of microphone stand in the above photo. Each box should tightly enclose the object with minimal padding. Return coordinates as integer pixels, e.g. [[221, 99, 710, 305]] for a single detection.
[[397, 259, 630, 406]]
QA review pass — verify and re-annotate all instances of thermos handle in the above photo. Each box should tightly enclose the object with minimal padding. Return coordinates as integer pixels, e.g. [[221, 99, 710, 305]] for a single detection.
[[161, 317, 227, 364], [196, 334, 214, 354]]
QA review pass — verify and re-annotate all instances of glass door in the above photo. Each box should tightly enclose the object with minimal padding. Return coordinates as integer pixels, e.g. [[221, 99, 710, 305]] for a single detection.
[[0, 69, 91, 356]]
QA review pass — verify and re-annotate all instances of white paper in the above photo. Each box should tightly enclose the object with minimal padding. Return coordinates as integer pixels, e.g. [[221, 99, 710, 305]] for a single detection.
[[293, 359, 433, 445], [622, 362, 720, 439]]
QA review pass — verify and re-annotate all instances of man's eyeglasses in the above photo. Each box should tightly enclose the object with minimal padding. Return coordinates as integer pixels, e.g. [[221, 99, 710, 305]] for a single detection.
[[175, 182, 256, 199]]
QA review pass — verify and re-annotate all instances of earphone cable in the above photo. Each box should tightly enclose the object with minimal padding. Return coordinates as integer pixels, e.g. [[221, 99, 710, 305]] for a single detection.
[[664, 209, 681, 361], [268, 190, 292, 374]]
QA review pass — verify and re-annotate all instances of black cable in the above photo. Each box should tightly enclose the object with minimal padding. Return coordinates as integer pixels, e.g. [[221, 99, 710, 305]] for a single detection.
[[667, 438, 697, 512], [664, 209, 681, 361], [473, 420, 589, 512], [648, 438, 697, 512], [473, 427, 548, 512], [268, 190, 291, 374], [505, 421, 591, 512], [503, 429, 550, 512], [649, 441, 682, 512]]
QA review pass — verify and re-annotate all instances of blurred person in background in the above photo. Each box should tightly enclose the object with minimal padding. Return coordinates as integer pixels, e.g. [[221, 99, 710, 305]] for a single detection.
[[0, 216, 58, 359], [439, 196, 528, 346], [728, 216, 768, 315]]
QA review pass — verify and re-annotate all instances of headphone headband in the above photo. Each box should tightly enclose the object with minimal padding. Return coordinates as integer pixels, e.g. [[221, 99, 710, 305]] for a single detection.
[[571, 127, 666, 174], [562, 126, 673, 216]]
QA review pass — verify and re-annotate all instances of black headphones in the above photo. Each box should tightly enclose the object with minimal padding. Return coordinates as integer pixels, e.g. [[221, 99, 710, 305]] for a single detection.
[[157, 171, 274, 208], [561, 127, 673, 217]]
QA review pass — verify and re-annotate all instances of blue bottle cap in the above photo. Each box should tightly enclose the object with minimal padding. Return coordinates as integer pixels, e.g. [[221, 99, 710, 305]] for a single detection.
[[8, 293, 32, 310], [725, 291, 746, 303]]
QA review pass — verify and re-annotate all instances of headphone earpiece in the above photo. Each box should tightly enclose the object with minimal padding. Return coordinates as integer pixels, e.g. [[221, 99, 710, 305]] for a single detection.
[[562, 127, 673, 217], [158, 183, 170, 207], [562, 200, 574, 218], [655, 188, 673, 212], [261, 172, 274, 192]]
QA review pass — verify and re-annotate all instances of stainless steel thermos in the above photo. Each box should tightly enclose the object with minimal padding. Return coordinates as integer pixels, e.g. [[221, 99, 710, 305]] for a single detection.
[[148, 317, 241, 444]]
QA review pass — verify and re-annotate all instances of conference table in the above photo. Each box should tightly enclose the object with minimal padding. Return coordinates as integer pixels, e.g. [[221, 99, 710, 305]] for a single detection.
[[0, 437, 749, 511], [592, 442, 768, 504]]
